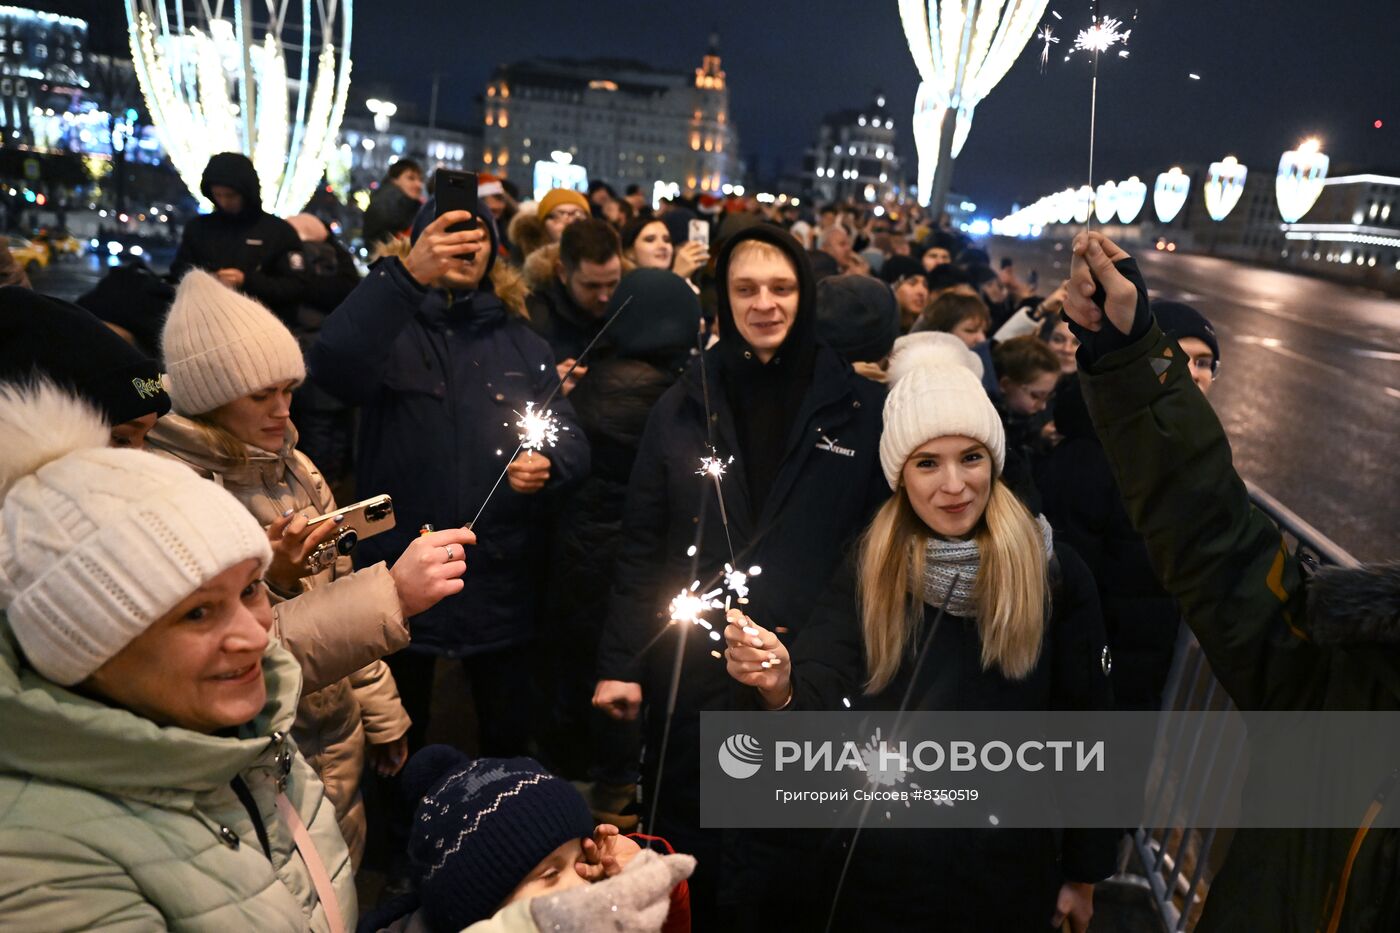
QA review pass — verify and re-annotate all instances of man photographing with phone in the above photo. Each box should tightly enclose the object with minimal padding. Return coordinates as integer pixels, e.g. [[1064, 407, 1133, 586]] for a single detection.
[[310, 197, 589, 757]]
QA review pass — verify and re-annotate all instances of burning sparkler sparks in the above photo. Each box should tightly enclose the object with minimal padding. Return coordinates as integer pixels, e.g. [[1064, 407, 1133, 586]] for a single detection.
[[516, 402, 561, 452], [1072, 16, 1130, 55], [1036, 26, 1059, 72], [668, 582, 725, 625], [696, 452, 734, 479], [723, 563, 763, 603]]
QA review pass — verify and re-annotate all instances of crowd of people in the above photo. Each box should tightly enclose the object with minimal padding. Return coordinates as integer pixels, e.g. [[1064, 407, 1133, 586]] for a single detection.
[[0, 148, 1395, 933]]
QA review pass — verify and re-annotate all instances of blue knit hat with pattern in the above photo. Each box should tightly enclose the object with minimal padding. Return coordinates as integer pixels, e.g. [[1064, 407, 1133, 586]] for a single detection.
[[406, 746, 594, 930]]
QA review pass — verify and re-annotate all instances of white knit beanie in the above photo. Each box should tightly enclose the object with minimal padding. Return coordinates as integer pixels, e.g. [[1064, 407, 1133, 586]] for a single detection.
[[878, 332, 1005, 489], [0, 382, 271, 686], [162, 269, 306, 415]]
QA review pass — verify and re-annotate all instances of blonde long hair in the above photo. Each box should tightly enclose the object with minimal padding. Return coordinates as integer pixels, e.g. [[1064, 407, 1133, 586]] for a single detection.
[[857, 479, 1049, 694]]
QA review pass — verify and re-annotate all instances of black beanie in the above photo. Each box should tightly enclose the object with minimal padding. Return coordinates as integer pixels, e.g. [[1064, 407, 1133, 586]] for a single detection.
[[1152, 300, 1220, 363], [406, 746, 594, 931], [926, 264, 973, 291], [76, 262, 175, 360], [607, 268, 702, 358], [816, 274, 899, 363], [0, 286, 170, 425], [879, 254, 923, 284]]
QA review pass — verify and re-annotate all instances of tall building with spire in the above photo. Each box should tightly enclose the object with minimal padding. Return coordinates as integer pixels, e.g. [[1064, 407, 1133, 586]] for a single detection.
[[481, 36, 740, 198]]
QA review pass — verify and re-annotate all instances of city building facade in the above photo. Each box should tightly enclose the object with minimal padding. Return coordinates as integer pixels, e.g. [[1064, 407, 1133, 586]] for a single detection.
[[801, 92, 904, 205], [0, 4, 88, 142], [334, 115, 482, 193], [480, 37, 739, 199]]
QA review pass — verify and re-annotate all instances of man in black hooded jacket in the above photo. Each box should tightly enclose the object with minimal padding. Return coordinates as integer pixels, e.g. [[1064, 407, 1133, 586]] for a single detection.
[[593, 225, 888, 926], [170, 152, 304, 324]]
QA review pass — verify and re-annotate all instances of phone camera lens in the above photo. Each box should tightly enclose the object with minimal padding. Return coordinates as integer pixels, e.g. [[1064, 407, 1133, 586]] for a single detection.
[[336, 529, 359, 556]]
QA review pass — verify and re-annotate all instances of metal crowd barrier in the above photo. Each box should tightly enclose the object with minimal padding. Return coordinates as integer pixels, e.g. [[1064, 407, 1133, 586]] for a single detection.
[[1118, 484, 1361, 931]]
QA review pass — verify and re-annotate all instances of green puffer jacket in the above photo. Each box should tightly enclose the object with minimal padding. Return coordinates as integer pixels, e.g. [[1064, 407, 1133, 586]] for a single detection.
[[1081, 321, 1400, 932], [0, 615, 357, 931]]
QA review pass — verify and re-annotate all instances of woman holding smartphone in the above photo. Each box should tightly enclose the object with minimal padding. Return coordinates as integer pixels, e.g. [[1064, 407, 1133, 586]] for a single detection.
[[147, 269, 473, 867]]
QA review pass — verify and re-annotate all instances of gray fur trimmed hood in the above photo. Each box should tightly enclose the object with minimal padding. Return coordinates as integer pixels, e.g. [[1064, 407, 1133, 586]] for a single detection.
[[1306, 563, 1400, 645]]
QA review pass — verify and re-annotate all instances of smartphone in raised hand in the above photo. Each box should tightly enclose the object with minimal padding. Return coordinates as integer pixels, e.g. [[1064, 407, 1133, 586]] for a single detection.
[[688, 218, 710, 249], [435, 170, 481, 258]]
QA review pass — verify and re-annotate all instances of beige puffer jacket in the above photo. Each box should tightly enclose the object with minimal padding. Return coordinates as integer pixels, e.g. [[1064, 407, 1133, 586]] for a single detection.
[[149, 414, 411, 867]]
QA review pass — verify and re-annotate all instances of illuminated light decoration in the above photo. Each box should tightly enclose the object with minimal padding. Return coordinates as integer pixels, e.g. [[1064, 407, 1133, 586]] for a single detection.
[[1204, 156, 1248, 222], [899, 0, 1050, 208], [1054, 188, 1076, 224], [1115, 175, 1147, 223], [1073, 185, 1093, 224], [1276, 137, 1330, 223], [125, 0, 353, 216], [1154, 167, 1190, 223], [1093, 179, 1117, 224]]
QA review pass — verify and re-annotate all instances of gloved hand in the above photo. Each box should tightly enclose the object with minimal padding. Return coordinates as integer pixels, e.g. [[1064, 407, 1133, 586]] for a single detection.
[[528, 848, 695, 933]]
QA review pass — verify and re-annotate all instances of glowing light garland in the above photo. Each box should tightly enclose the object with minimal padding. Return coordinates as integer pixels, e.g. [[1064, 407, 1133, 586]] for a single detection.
[[1277, 138, 1330, 223], [1204, 156, 1248, 222], [1115, 175, 1147, 223], [1093, 179, 1118, 224], [899, 0, 1049, 207], [1154, 167, 1190, 223], [125, 0, 353, 215]]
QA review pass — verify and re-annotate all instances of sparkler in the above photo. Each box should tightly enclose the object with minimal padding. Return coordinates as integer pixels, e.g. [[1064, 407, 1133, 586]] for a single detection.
[[517, 402, 560, 452], [1036, 26, 1059, 73], [696, 452, 733, 480], [1070, 3, 1133, 233]]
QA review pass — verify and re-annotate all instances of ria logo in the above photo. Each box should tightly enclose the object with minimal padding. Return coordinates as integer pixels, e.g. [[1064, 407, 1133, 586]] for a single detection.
[[718, 733, 764, 779]]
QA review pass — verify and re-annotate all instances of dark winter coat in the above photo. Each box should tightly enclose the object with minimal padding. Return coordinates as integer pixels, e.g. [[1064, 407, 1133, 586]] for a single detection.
[[545, 270, 701, 643], [170, 153, 304, 324], [1038, 374, 1180, 710], [526, 276, 608, 364], [361, 184, 421, 249], [308, 252, 588, 658], [1077, 259, 1400, 933], [782, 542, 1117, 930], [597, 229, 888, 825]]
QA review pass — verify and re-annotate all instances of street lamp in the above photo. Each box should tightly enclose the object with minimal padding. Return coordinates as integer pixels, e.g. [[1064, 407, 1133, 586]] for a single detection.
[[1154, 167, 1190, 223], [125, 0, 352, 215], [899, 0, 1049, 209], [366, 98, 397, 133], [1204, 156, 1247, 222], [1276, 137, 1329, 223]]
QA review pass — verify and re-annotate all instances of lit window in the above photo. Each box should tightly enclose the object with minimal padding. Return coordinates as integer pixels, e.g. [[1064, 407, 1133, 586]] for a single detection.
[[486, 112, 495, 127], [484, 151, 494, 164], [499, 150, 509, 166], [499, 111, 509, 128], [488, 86, 496, 97]]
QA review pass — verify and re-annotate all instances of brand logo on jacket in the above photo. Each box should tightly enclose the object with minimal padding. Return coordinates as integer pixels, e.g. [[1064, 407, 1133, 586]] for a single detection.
[[132, 376, 166, 399], [816, 435, 856, 458]]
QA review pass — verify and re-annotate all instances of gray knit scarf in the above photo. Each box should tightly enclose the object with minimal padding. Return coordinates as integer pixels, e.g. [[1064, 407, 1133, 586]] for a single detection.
[[920, 515, 1055, 617]]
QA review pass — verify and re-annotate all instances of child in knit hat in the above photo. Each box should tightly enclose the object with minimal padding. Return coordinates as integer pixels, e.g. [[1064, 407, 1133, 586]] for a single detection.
[[359, 745, 694, 933]]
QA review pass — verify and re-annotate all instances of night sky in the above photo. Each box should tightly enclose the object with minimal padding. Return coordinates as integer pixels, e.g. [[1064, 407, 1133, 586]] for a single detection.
[[65, 1, 1400, 215]]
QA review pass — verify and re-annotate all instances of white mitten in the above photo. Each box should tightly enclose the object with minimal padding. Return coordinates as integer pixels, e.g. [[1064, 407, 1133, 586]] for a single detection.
[[528, 848, 695, 933]]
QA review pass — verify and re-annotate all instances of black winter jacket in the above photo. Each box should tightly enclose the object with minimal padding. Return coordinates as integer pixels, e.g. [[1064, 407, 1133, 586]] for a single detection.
[[308, 256, 588, 657], [1038, 374, 1180, 709], [596, 343, 888, 818], [170, 153, 304, 324], [526, 277, 608, 364], [786, 543, 1118, 931]]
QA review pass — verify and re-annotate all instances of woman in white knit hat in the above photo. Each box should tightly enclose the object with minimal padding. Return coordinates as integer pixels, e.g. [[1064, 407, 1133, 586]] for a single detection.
[[0, 381, 356, 929], [146, 269, 475, 867], [722, 332, 1116, 933]]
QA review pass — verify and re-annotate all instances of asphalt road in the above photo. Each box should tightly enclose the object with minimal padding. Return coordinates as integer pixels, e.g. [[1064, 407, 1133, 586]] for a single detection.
[[992, 238, 1400, 563], [28, 243, 1400, 560]]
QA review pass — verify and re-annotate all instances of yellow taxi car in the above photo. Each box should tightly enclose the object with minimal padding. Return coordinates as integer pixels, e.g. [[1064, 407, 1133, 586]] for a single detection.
[[36, 230, 83, 258], [5, 235, 50, 273]]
